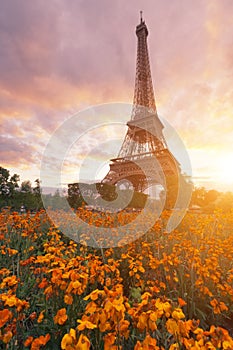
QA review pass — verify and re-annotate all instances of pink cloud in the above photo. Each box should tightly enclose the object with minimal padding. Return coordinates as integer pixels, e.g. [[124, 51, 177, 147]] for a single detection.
[[0, 0, 232, 190]]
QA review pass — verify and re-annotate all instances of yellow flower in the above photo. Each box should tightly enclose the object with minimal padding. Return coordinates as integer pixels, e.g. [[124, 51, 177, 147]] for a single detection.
[[3, 295, 17, 307], [112, 295, 125, 312], [223, 340, 233, 349], [72, 280, 81, 289], [1, 275, 18, 288], [166, 319, 179, 335], [172, 308, 185, 320], [155, 298, 172, 317], [169, 344, 179, 350]]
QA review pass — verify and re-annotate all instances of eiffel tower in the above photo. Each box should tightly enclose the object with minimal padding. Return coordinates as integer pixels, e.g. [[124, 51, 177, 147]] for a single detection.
[[102, 13, 179, 192]]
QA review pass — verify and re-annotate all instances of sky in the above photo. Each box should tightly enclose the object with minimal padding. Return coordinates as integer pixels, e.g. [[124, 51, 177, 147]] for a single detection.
[[1, 0, 233, 192]]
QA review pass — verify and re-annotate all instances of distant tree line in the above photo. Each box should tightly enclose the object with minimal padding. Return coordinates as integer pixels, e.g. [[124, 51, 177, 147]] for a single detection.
[[67, 182, 148, 210], [1, 166, 233, 213], [0, 166, 43, 211], [190, 187, 233, 212]]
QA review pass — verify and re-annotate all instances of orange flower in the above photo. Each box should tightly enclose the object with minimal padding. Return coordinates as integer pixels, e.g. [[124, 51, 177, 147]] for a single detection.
[[1, 275, 18, 288], [148, 311, 158, 331], [143, 334, 159, 349], [169, 344, 179, 350], [178, 297, 186, 307], [77, 319, 97, 331], [134, 335, 159, 350], [219, 302, 229, 312], [112, 295, 125, 312], [72, 280, 82, 289], [61, 328, 76, 349], [104, 333, 117, 350], [137, 312, 148, 331], [24, 336, 33, 347], [0, 294, 29, 311], [64, 294, 73, 305], [29, 312, 37, 320], [85, 301, 97, 314], [222, 340, 233, 349], [119, 319, 130, 338], [84, 289, 105, 301], [76, 334, 91, 350], [37, 310, 45, 324], [31, 334, 50, 350], [98, 310, 110, 332], [210, 299, 228, 314], [16, 299, 29, 312], [0, 309, 12, 327], [38, 278, 48, 289], [134, 341, 143, 350], [54, 308, 68, 325], [2, 331, 13, 344]]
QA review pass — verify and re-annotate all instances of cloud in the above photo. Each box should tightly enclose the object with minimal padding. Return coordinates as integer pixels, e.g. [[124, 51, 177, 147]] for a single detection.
[[0, 0, 232, 190], [0, 135, 37, 166]]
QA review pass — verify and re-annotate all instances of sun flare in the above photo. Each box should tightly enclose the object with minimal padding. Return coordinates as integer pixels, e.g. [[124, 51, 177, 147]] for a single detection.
[[216, 154, 233, 184]]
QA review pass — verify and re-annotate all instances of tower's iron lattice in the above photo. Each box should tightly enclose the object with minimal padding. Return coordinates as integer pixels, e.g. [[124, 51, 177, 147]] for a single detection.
[[103, 14, 179, 192]]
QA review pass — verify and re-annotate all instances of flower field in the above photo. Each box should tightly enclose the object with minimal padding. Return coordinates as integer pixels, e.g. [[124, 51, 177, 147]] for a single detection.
[[1, 208, 233, 349]]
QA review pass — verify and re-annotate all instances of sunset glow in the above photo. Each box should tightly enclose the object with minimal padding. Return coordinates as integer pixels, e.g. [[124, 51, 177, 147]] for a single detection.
[[0, 0, 232, 192], [216, 154, 233, 185]]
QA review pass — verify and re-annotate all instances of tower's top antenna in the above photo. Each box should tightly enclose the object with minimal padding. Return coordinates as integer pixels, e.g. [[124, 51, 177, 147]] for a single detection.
[[140, 10, 143, 23]]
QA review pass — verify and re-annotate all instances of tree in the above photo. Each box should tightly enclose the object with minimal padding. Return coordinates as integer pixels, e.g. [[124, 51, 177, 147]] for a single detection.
[[204, 189, 220, 205], [0, 166, 20, 206], [0, 167, 10, 196], [190, 187, 221, 212], [20, 179, 44, 211], [21, 180, 32, 193], [190, 187, 207, 207], [8, 173, 20, 195], [33, 179, 41, 196], [32, 179, 43, 210], [164, 175, 179, 209]]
